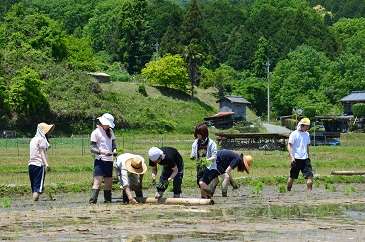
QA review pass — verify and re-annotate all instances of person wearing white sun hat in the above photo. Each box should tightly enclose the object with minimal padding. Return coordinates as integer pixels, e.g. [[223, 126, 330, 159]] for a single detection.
[[287, 117, 313, 192], [28, 122, 55, 201], [148, 147, 184, 199], [89, 113, 118, 204]]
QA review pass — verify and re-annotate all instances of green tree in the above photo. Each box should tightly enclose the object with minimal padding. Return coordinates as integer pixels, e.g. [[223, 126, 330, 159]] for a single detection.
[[0, 77, 10, 119], [64, 35, 98, 71], [160, 24, 181, 56], [7, 67, 50, 121], [200, 0, 248, 68], [183, 44, 204, 98], [24, 0, 100, 35], [180, 0, 202, 46], [141, 54, 188, 91], [252, 36, 269, 77], [270, 45, 331, 116], [146, 0, 183, 41], [352, 103, 365, 118], [233, 76, 267, 116], [4, 3, 67, 61]]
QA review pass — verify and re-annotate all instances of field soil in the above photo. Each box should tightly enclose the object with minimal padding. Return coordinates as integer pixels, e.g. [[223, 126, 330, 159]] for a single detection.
[[1, 183, 365, 241]]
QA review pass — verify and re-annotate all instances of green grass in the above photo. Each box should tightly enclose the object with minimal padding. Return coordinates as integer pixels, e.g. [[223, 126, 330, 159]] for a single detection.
[[1, 133, 365, 197]]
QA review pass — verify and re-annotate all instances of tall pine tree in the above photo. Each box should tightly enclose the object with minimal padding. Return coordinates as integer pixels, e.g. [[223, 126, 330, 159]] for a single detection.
[[180, 0, 202, 46]]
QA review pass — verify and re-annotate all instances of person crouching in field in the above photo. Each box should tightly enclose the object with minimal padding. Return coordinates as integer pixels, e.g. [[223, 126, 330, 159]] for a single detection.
[[148, 147, 184, 199], [287, 117, 313, 192], [114, 153, 147, 204], [199, 150, 253, 198], [89, 113, 117, 204], [28, 122, 55, 201], [190, 123, 218, 198]]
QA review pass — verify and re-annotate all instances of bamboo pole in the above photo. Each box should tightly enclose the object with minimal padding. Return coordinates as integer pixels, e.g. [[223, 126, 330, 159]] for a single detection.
[[331, 171, 365, 175], [134, 197, 214, 205]]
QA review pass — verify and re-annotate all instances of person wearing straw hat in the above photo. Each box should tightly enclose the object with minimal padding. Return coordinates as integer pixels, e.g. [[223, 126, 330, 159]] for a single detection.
[[287, 117, 313, 192], [114, 153, 147, 204], [199, 150, 253, 198], [89, 113, 118, 204], [28, 122, 55, 201], [148, 147, 184, 199]]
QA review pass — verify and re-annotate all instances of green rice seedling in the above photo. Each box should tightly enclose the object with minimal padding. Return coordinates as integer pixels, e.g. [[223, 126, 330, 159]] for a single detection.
[[251, 181, 263, 195], [345, 186, 356, 195], [331, 185, 337, 192], [48, 192, 54, 201], [278, 184, 286, 193], [324, 182, 330, 189], [2, 197, 10, 208]]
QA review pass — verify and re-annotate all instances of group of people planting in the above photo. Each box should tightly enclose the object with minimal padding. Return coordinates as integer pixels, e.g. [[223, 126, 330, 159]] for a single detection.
[[28, 113, 312, 203]]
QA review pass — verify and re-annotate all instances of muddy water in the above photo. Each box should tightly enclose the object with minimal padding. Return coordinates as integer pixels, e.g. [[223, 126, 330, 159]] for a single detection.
[[1, 184, 365, 241]]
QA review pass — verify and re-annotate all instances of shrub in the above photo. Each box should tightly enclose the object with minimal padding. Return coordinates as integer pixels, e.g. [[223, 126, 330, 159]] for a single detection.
[[137, 84, 147, 97]]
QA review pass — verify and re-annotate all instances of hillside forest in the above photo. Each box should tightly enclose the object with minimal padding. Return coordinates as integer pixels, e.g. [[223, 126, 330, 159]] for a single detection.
[[1, 0, 365, 135]]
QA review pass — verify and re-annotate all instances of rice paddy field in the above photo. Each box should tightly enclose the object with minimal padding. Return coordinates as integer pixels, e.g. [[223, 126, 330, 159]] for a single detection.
[[0, 132, 364, 241]]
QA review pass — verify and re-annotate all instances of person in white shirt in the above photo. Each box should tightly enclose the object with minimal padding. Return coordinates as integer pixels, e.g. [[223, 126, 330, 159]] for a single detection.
[[28, 122, 55, 201], [287, 118, 313, 192], [114, 153, 147, 204], [89, 113, 117, 204]]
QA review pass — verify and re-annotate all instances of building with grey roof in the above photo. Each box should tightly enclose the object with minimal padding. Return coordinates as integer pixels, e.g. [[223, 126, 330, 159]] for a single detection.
[[339, 90, 365, 115]]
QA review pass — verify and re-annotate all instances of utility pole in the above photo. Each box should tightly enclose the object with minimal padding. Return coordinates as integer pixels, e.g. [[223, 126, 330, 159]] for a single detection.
[[264, 59, 270, 124], [152, 40, 159, 61]]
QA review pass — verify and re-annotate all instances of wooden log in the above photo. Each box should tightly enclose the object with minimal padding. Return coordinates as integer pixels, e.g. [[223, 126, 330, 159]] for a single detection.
[[134, 197, 214, 205], [331, 171, 365, 175]]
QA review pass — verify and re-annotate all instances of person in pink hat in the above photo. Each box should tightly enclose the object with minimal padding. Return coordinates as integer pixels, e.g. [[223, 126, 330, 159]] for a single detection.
[[89, 113, 118, 203], [28, 122, 55, 201]]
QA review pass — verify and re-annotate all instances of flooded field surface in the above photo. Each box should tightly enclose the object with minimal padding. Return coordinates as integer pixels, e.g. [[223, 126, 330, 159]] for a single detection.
[[1, 183, 365, 241]]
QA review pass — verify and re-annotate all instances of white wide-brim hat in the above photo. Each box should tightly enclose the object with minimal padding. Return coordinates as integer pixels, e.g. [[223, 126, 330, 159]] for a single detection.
[[97, 113, 115, 128]]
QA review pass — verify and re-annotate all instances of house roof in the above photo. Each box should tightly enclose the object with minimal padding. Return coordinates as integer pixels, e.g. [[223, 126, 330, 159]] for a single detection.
[[216, 95, 251, 104], [339, 91, 365, 103], [87, 72, 110, 77], [204, 112, 234, 120]]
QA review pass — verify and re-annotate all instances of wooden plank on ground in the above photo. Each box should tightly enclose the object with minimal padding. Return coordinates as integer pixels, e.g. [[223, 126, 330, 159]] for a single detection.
[[134, 197, 214, 205], [331, 171, 365, 175]]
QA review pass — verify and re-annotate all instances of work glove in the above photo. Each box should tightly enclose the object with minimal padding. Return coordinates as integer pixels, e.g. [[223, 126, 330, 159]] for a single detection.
[[46, 166, 51, 172]]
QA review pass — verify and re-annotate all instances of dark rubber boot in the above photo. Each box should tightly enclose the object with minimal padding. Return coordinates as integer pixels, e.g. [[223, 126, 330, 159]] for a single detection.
[[89, 189, 99, 204], [104, 190, 112, 203], [135, 190, 143, 197], [122, 190, 128, 203]]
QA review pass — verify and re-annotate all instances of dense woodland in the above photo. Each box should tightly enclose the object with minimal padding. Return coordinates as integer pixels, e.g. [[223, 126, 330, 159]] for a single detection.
[[1, 0, 365, 134]]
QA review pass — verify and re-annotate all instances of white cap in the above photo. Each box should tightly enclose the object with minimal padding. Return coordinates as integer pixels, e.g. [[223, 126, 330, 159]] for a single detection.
[[97, 113, 115, 128], [148, 147, 163, 161]]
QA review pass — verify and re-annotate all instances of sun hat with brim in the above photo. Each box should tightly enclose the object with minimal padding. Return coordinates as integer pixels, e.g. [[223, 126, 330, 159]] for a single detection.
[[125, 157, 147, 174], [38, 123, 55, 135], [299, 118, 310, 126], [242, 154, 253, 174], [148, 147, 163, 161], [97, 113, 115, 128]]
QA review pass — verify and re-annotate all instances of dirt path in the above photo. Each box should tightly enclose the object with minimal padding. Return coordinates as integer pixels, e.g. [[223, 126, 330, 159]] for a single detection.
[[1, 184, 365, 241]]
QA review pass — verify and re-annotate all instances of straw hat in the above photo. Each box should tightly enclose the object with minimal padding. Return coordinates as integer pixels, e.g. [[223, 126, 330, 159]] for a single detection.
[[38, 123, 55, 135], [242, 154, 253, 174], [125, 156, 147, 174], [97, 113, 115, 128], [299, 118, 310, 126]]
